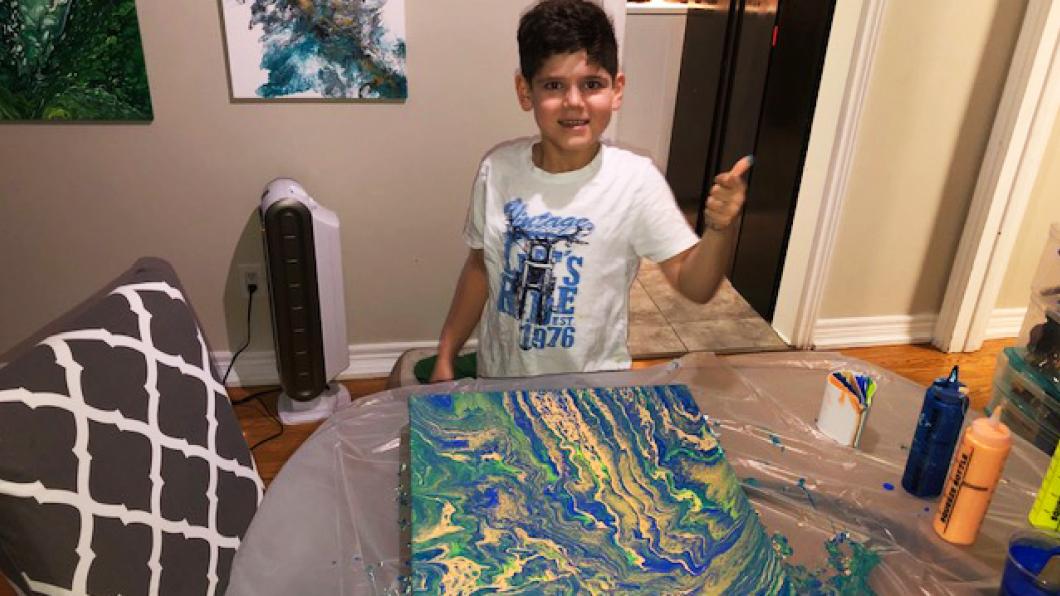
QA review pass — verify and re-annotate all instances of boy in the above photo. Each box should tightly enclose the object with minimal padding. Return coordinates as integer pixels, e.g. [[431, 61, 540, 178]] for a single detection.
[[431, 0, 750, 381]]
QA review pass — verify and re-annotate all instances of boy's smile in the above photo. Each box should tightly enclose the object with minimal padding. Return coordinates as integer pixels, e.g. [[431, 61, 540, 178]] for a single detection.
[[516, 50, 625, 173]]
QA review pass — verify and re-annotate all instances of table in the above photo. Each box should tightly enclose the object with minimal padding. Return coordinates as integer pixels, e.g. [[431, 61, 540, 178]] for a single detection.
[[228, 352, 1048, 594]]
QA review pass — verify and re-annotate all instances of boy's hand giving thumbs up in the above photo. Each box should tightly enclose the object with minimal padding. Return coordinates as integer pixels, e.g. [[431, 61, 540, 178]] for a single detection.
[[704, 155, 753, 231]]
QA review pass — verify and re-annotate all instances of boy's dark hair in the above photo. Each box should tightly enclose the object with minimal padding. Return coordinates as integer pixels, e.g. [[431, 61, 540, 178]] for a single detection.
[[517, 0, 618, 83]]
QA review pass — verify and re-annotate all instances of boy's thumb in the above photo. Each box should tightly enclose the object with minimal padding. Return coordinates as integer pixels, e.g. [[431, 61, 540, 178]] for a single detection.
[[731, 155, 754, 179]]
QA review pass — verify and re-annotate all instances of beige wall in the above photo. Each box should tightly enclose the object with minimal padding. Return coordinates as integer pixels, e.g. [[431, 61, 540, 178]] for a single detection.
[[997, 116, 1060, 308], [820, 0, 1026, 318], [0, 1, 522, 356], [0, 0, 629, 358], [0, 0, 1037, 359]]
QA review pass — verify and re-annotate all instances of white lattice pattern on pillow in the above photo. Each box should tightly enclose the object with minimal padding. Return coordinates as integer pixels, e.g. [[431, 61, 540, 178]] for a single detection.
[[0, 282, 263, 595]]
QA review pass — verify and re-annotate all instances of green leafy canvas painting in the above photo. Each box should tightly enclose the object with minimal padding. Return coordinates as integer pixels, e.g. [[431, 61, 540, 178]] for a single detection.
[[0, 0, 152, 121]]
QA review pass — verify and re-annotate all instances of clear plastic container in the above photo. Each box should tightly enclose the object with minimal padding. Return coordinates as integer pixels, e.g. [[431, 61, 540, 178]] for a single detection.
[[988, 348, 1060, 455], [1001, 529, 1060, 595], [990, 386, 1059, 456], [1031, 222, 1060, 294], [1019, 290, 1060, 349], [1016, 295, 1060, 397]]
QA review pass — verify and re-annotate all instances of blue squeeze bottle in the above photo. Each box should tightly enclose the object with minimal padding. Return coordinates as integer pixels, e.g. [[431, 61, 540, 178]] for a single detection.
[[901, 366, 969, 497]]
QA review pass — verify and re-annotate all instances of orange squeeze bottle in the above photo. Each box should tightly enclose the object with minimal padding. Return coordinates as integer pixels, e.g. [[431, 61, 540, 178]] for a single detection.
[[933, 407, 1013, 545]]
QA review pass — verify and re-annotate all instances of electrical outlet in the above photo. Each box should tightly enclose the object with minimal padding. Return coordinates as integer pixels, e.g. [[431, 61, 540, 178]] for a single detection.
[[238, 264, 264, 296]]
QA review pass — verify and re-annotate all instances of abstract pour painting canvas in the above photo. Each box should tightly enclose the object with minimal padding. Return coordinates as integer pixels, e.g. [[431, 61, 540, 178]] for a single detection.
[[0, 0, 153, 121], [409, 385, 789, 593], [220, 0, 407, 100]]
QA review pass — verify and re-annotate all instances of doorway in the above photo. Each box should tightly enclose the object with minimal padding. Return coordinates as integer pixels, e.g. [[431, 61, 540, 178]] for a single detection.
[[621, 0, 837, 357], [669, 0, 837, 321]]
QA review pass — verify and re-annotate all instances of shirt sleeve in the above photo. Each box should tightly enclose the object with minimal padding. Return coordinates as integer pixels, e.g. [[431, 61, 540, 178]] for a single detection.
[[462, 161, 490, 250], [630, 163, 700, 262]]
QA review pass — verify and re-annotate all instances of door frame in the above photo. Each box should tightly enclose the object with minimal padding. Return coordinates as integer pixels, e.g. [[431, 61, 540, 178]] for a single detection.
[[933, 0, 1060, 353], [770, 0, 888, 348], [605, 0, 626, 136]]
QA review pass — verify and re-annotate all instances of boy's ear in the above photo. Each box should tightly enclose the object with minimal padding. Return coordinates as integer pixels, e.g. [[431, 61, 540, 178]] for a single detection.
[[611, 72, 626, 111], [515, 74, 533, 112]]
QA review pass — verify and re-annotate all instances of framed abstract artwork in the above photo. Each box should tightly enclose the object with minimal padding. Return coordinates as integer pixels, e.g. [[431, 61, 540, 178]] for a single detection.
[[219, 0, 408, 100], [0, 0, 153, 121], [409, 385, 789, 592]]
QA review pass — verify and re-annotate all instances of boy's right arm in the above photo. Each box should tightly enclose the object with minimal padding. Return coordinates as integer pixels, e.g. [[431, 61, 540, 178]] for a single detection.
[[430, 249, 488, 382]]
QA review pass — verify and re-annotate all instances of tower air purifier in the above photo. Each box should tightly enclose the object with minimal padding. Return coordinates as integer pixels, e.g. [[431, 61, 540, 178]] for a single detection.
[[260, 178, 351, 424]]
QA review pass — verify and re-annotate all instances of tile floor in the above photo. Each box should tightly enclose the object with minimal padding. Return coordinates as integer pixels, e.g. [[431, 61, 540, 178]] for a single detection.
[[628, 259, 789, 358]]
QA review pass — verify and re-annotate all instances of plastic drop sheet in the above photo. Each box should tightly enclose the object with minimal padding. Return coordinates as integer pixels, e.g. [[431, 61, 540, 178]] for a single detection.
[[227, 352, 1049, 595]]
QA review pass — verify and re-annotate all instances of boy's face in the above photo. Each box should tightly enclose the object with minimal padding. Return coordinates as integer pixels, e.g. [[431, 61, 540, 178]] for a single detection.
[[516, 51, 624, 167]]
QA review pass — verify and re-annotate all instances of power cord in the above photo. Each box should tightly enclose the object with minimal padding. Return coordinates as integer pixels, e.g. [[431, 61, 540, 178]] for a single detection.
[[221, 280, 285, 451], [231, 386, 278, 406], [230, 387, 285, 451], [223, 281, 258, 385], [248, 402, 285, 451]]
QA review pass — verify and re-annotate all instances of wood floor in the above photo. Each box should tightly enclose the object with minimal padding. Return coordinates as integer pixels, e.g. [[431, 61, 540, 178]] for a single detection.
[[233, 339, 1015, 487]]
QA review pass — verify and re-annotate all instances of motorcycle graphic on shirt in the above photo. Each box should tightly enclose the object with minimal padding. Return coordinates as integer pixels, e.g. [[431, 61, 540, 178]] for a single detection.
[[498, 199, 594, 351]]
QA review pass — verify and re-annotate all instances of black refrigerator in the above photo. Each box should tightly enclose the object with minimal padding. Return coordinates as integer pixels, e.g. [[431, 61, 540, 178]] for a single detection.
[[666, 0, 836, 321]]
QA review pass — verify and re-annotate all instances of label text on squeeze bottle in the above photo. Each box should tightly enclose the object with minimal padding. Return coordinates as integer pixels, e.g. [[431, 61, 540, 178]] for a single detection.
[[939, 452, 971, 524]]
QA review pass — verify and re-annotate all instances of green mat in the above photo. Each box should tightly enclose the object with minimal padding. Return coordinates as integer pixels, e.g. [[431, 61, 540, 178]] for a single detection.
[[414, 353, 478, 384]]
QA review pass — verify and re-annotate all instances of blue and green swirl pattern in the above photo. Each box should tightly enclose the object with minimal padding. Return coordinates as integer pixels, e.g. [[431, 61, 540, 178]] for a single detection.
[[409, 385, 789, 594]]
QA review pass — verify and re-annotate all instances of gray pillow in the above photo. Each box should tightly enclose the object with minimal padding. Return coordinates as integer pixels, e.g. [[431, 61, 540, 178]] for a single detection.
[[0, 258, 263, 595]]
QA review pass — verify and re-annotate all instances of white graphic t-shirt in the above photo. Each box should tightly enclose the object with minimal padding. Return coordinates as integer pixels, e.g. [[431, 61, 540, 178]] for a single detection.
[[464, 137, 700, 378]]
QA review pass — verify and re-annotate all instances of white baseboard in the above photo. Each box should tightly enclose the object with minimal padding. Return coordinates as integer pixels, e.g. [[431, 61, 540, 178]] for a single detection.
[[812, 314, 938, 349], [215, 339, 478, 387], [213, 350, 278, 387], [813, 308, 1025, 349], [343, 341, 439, 379], [983, 307, 1027, 339]]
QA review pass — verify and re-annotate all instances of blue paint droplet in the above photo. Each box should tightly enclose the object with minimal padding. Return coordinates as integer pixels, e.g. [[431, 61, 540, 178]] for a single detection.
[[882, 482, 895, 491], [923, 507, 930, 513], [769, 433, 786, 452], [797, 478, 817, 509]]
